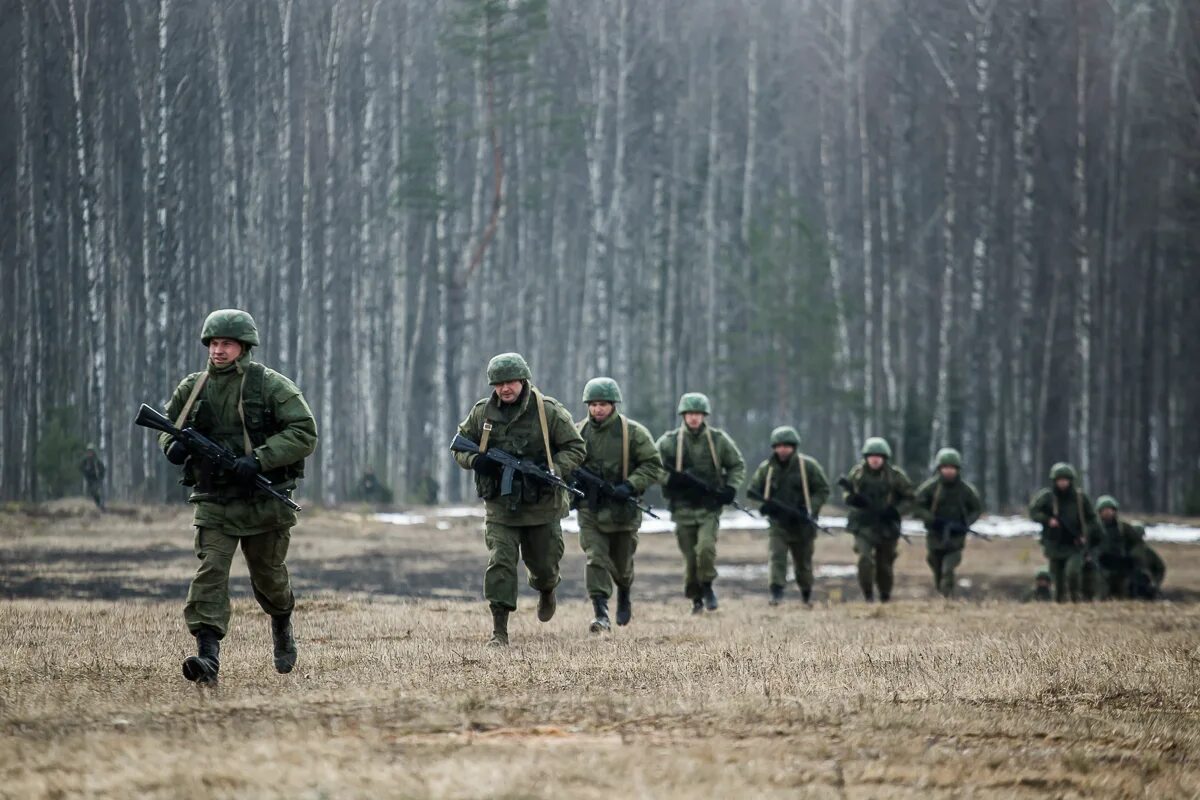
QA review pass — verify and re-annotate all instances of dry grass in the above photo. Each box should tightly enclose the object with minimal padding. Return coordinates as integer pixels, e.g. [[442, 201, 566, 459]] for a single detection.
[[2, 505, 1199, 798]]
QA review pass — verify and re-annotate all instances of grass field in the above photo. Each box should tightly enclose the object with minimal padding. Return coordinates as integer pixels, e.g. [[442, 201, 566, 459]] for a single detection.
[[2, 502, 1199, 798]]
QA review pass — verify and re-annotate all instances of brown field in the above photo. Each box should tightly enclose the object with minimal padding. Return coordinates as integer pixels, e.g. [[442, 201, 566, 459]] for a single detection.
[[2, 502, 1199, 799]]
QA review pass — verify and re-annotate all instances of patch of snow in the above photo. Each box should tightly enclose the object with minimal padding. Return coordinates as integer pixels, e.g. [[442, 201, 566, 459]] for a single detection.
[[1144, 523, 1200, 543], [374, 512, 427, 526], [716, 563, 858, 581], [435, 506, 486, 518]]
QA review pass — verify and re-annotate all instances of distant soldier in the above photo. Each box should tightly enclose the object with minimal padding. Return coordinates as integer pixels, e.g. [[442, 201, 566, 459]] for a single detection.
[[1028, 462, 1099, 603], [160, 309, 318, 686], [1094, 495, 1165, 600], [1033, 570, 1054, 602], [656, 393, 746, 614], [355, 467, 392, 504], [79, 444, 106, 510], [839, 437, 914, 603], [451, 353, 586, 646], [746, 426, 830, 606], [572, 377, 665, 632], [912, 448, 983, 598]]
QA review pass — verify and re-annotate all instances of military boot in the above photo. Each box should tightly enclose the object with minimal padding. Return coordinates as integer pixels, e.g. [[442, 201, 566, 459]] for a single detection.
[[488, 607, 509, 647], [800, 587, 812, 606], [615, 586, 632, 626], [768, 585, 784, 606], [182, 626, 221, 686], [537, 589, 557, 622], [271, 612, 297, 674], [589, 596, 611, 634], [691, 597, 704, 615], [702, 583, 719, 611]]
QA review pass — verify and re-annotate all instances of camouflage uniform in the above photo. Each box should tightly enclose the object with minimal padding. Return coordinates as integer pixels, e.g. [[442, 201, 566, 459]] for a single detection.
[[912, 448, 983, 598], [1094, 495, 1165, 600], [160, 309, 317, 683], [79, 447, 106, 510], [1028, 463, 1100, 603], [452, 353, 586, 645], [841, 438, 914, 602], [656, 393, 745, 611], [573, 378, 665, 630], [746, 426, 830, 604]]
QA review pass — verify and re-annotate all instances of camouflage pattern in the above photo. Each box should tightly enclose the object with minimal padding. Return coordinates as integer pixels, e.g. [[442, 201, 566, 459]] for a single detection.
[[912, 470, 983, 597], [581, 377, 623, 404], [862, 437, 893, 458], [483, 521, 565, 612], [841, 458, 914, 600], [79, 450, 106, 509], [486, 352, 532, 384], [676, 392, 712, 415], [201, 308, 260, 346], [747, 451, 830, 593], [769, 426, 801, 446]]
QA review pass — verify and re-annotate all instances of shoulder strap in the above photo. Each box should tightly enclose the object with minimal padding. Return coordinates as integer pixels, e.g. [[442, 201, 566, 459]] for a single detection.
[[175, 371, 209, 429], [675, 424, 685, 471], [703, 426, 720, 472], [764, 465, 774, 500], [235, 362, 267, 456], [620, 414, 629, 480], [1052, 492, 1059, 519], [533, 387, 556, 476], [931, 480, 944, 517], [797, 454, 812, 510]]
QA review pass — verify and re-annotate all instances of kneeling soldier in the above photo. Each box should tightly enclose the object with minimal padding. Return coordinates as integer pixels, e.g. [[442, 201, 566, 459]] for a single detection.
[[1028, 463, 1099, 603], [912, 448, 982, 598], [840, 437, 914, 603], [747, 426, 830, 606], [656, 393, 746, 614], [452, 353, 586, 646], [160, 309, 318, 685], [1094, 495, 1165, 600], [573, 378, 665, 632]]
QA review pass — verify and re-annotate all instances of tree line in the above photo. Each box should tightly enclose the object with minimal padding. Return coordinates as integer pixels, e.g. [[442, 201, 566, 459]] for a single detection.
[[1, 0, 1198, 512]]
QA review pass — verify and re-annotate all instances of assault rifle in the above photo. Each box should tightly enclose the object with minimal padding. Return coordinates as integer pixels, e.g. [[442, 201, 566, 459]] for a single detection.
[[134, 403, 302, 512], [837, 477, 911, 544], [930, 518, 992, 544], [745, 488, 836, 536], [570, 465, 661, 519], [664, 466, 755, 517], [450, 433, 585, 501]]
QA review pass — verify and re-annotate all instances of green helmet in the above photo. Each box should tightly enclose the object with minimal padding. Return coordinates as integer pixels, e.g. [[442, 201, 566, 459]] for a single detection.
[[861, 437, 892, 459], [1036, 570, 1052, 581], [1096, 495, 1119, 512], [201, 309, 260, 347], [1049, 462, 1077, 482], [85, 443, 97, 452], [770, 426, 800, 446], [486, 352, 532, 384], [935, 447, 962, 468], [582, 377, 622, 404], [677, 392, 711, 415]]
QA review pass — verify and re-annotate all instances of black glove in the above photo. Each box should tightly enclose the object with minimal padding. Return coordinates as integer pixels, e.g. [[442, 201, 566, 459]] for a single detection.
[[716, 486, 736, 505], [930, 518, 947, 535], [610, 481, 634, 502], [666, 472, 691, 492], [846, 493, 869, 509], [471, 452, 501, 475], [881, 506, 901, 524], [761, 498, 783, 517], [165, 440, 189, 466], [232, 454, 261, 481], [946, 521, 968, 537]]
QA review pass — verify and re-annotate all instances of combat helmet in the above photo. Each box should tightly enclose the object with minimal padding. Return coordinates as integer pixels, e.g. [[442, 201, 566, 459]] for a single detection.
[[582, 377, 623, 404], [1049, 462, 1077, 482], [861, 437, 893, 459], [487, 352, 532, 384], [935, 447, 962, 469], [1096, 495, 1119, 512], [677, 392, 711, 415], [770, 426, 800, 447], [201, 309, 260, 347]]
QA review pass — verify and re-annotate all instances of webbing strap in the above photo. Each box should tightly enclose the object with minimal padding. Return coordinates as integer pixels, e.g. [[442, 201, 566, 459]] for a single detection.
[[931, 481, 943, 518], [674, 423, 721, 476], [175, 371, 209, 428], [235, 366, 253, 456], [764, 466, 774, 500], [765, 454, 812, 509], [620, 415, 629, 480], [479, 421, 493, 453], [533, 388, 556, 476]]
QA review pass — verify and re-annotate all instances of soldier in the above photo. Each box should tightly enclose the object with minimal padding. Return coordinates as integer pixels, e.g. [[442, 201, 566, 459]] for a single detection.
[[746, 426, 830, 606], [912, 448, 983, 598], [1094, 495, 1165, 600], [451, 353, 586, 646], [1033, 570, 1054, 602], [656, 393, 746, 614], [573, 377, 665, 632], [839, 437, 914, 603], [159, 309, 317, 686], [355, 467, 393, 504], [79, 444, 106, 510], [1028, 463, 1099, 603]]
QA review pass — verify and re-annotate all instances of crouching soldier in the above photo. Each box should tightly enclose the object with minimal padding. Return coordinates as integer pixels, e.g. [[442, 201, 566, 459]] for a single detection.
[[452, 353, 586, 646], [1094, 495, 1165, 600], [912, 448, 982, 598], [160, 309, 318, 686], [1028, 463, 1099, 603], [573, 378, 665, 632], [747, 426, 830, 606], [839, 438, 914, 603]]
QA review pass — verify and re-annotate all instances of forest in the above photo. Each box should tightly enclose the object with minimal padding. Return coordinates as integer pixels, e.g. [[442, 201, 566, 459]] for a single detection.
[[1, 0, 1198, 512]]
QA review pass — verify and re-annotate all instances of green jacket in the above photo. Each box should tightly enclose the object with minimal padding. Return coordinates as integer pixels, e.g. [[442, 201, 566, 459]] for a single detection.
[[655, 423, 745, 522], [1094, 518, 1145, 568], [1028, 485, 1100, 559], [453, 384, 586, 525], [79, 454, 106, 483], [747, 453, 830, 534], [161, 354, 318, 535], [913, 475, 983, 551], [575, 412, 665, 532], [841, 461, 914, 543]]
